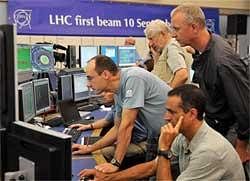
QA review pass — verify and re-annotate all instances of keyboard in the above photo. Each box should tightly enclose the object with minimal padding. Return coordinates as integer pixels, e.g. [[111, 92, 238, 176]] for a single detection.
[[78, 104, 100, 112], [83, 136, 102, 145], [64, 118, 95, 127], [63, 128, 82, 143], [46, 116, 63, 127]]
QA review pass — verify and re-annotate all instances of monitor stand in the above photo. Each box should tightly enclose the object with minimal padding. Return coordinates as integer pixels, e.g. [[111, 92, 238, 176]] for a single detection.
[[4, 157, 35, 180]]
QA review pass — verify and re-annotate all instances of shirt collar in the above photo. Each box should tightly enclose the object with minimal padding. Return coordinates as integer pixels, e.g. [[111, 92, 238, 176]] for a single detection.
[[187, 121, 209, 153], [202, 31, 214, 54]]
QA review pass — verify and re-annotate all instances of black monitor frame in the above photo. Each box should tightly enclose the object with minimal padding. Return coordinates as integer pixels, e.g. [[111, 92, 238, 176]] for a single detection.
[[79, 45, 99, 68], [0, 24, 18, 129], [57, 74, 73, 102], [18, 81, 35, 122], [33, 78, 51, 115], [4, 121, 71, 180]]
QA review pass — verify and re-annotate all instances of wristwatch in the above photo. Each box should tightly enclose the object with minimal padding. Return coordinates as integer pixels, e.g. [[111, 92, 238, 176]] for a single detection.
[[110, 158, 121, 168], [157, 149, 173, 159]]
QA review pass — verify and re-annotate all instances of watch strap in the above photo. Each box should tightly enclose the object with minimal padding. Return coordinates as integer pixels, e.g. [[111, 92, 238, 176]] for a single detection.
[[157, 149, 173, 159], [110, 158, 121, 168]]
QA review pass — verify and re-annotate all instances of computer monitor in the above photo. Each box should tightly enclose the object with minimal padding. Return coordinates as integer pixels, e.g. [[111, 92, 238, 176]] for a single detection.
[[72, 73, 89, 102], [118, 46, 137, 67], [57, 74, 73, 102], [18, 81, 35, 122], [5, 121, 71, 180], [0, 25, 18, 128], [79, 46, 99, 68], [0, 24, 18, 180], [33, 78, 51, 115], [17, 44, 32, 72], [47, 71, 58, 92], [100, 46, 118, 65], [66, 45, 76, 68], [31, 44, 55, 72]]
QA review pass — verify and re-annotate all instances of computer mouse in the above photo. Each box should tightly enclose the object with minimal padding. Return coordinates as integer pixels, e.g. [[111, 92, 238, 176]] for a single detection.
[[80, 176, 93, 181], [85, 116, 94, 120]]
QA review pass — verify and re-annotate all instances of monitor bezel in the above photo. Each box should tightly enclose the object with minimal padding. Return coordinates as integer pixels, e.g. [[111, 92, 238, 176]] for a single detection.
[[5, 121, 72, 180], [100, 45, 118, 65], [72, 73, 90, 102], [33, 78, 51, 115], [57, 74, 73, 102], [18, 81, 35, 122], [17, 44, 32, 72], [79, 45, 99, 68], [30, 44, 55, 73], [118, 45, 137, 67]]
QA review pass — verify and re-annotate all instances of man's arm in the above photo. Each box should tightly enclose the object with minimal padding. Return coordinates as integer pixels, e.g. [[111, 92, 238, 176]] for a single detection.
[[95, 108, 138, 173], [72, 121, 119, 155], [219, 65, 250, 162], [69, 118, 110, 131], [170, 68, 188, 88], [156, 156, 172, 180], [115, 108, 138, 162], [79, 160, 157, 181], [91, 118, 111, 129], [167, 42, 188, 88]]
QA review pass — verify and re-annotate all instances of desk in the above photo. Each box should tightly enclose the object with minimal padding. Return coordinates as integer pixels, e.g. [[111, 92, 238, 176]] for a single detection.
[[49, 109, 108, 181]]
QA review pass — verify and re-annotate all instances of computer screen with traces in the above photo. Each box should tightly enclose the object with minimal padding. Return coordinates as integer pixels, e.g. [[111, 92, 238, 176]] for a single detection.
[[100, 45, 118, 65], [31, 44, 55, 72], [79, 46, 99, 68], [72, 73, 89, 102], [118, 46, 137, 67], [33, 78, 51, 115], [17, 44, 32, 72], [18, 81, 35, 122]]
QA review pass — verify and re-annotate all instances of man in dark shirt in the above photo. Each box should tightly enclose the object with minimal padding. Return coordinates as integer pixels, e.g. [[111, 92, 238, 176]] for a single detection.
[[170, 4, 249, 168]]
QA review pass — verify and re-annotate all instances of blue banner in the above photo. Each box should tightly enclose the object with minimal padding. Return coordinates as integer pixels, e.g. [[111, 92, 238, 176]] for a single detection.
[[8, 0, 219, 36]]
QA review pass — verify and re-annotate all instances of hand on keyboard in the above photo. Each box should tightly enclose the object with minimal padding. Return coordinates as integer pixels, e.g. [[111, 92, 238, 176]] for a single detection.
[[72, 143, 92, 155], [69, 124, 91, 131], [63, 128, 82, 143]]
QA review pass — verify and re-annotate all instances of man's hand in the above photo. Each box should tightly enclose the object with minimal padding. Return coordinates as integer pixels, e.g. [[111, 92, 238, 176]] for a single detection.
[[78, 169, 95, 181], [72, 144, 92, 155], [159, 116, 183, 150], [95, 163, 119, 173], [150, 46, 161, 62], [235, 139, 250, 162], [78, 168, 113, 181], [69, 124, 90, 131]]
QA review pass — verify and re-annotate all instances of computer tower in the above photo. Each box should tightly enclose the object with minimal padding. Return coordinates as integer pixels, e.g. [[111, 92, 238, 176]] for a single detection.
[[66, 45, 76, 68]]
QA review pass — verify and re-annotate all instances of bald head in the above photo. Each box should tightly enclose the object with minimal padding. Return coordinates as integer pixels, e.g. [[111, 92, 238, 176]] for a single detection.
[[124, 37, 136, 46], [88, 55, 118, 75]]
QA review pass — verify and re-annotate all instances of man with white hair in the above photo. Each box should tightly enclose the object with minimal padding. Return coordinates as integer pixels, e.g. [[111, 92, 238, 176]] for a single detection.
[[144, 19, 190, 88]]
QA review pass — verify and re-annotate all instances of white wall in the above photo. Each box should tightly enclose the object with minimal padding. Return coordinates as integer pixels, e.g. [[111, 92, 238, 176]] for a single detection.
[[0, 1, 7, 24]]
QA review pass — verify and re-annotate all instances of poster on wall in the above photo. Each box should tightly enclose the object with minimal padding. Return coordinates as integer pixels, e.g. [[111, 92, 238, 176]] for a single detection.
[[8, 0, 219, 36]]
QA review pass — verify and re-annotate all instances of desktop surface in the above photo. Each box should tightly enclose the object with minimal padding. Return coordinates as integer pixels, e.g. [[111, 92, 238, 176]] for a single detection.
[[47, 108, 108, 180]]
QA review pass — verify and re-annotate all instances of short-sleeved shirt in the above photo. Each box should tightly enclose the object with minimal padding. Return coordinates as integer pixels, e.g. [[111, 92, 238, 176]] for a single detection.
[[105, 105, 147, 143], [115, 67, 171, 137], [171, 121, 245, 181], [151, 38, 188, 84]]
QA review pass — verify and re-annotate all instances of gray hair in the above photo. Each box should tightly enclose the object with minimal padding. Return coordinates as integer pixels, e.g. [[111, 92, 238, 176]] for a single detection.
[[144, 19, 172, 38], [171, 5, 206, 28]]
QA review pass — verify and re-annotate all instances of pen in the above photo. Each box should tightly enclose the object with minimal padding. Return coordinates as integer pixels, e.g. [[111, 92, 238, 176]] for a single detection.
[[86, 136, 89, 147]]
